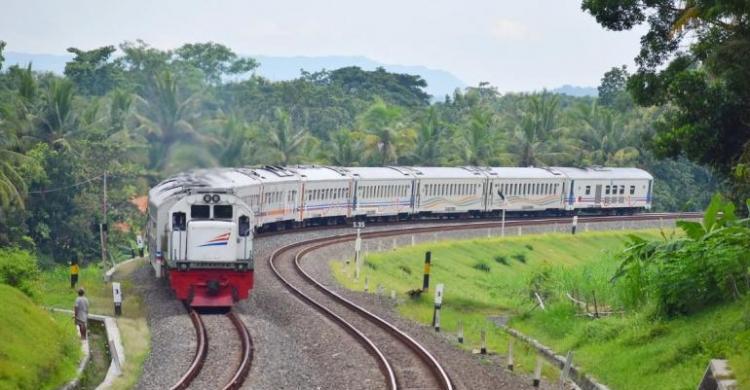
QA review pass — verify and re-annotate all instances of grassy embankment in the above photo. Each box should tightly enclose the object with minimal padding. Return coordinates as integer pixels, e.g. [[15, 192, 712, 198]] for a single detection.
[[0, 284, 81, 390], [331, 229, 750, 389], [40, 259, 151, 390]]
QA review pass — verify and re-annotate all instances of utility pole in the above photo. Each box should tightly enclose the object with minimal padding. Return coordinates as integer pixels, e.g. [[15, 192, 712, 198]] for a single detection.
[[100, 172, 109, 266]]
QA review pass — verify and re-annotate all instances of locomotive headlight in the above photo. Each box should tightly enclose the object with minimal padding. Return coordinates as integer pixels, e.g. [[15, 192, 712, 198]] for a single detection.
[[211, 194, 221, 203], [203, 194, 212, 203]]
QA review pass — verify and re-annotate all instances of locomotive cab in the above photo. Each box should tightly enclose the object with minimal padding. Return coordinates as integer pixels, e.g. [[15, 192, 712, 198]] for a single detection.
[[164, 191, 255, 307]]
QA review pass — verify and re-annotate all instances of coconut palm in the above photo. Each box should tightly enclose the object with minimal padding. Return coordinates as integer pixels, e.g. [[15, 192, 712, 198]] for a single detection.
[[264, 109, 311, 165], [359, 100, 414, 165], [572, 102, 640, 165], [412, 107, 444, 165], [135, 70, 210, 170]]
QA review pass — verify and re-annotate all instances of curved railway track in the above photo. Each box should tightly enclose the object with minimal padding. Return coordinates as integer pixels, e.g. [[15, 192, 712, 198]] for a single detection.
[[170, 310, 254, 390], [267, 212, 697, 390]]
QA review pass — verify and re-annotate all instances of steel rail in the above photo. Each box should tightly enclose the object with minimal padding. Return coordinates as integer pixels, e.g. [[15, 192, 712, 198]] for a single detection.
[[222, 311, 254, 390], [269, 242, 399, 390], [170, 310, 208, 390]]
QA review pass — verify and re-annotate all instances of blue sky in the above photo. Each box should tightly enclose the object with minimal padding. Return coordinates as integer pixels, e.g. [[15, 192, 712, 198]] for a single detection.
[[0, 0, 646, 92]]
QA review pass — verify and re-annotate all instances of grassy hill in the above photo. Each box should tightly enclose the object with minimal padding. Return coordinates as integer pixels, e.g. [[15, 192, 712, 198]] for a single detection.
[[332, 230, 750, 389], [0, 284, 80, 390]]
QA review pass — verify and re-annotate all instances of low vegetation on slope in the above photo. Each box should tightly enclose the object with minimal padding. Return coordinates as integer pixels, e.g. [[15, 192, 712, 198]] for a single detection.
[[332, 222, 750, 389], [0, 283, 80, 390]]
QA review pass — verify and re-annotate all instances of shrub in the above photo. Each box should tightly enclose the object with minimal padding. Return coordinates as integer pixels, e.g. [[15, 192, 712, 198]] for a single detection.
[[0, 247, 40, 298], [398, 265, 412, 275], [365, 260, 378, 270], [525, 244, 534, 251], [494, 255, 509, 265], [613, 194, 750, 316], [512, 253, 527, 263], [473, 262, 491, 272]]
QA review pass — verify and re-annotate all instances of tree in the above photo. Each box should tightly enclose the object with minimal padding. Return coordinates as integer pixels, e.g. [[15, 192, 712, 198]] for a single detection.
[[412, 107, 444, 165], [263, 109, 311, 165], [64, 46, 123, 96], [0, 40, 5, 71], [455, 106, 496, 165], [508, 93, 572, 166], [597, 65, 632, 111], [134, 71, 207, 171], [359, 100, 413, 165], [174, 42, 258, 85], [37, 79, 77, 149], [582, 0, 750, 200]]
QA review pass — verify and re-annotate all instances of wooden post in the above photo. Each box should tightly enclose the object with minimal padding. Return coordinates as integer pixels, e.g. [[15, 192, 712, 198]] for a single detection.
[[480, 329, 487, 354], [100, 172, 109, 266], [559, 351, 573, 390], [592, 290, 599, 318]]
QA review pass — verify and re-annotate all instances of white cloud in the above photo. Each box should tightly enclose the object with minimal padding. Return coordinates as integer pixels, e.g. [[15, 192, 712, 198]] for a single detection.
[[489, 18, 533, 41]]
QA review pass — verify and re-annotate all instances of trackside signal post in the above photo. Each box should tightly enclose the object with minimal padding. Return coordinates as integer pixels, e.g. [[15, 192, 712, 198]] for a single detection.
[[423, 251, 431, 290]]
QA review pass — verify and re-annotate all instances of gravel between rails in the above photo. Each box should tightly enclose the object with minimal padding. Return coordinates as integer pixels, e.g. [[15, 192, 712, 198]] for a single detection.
[[187, 314, 243, 390], [272, 241, 444, 390]]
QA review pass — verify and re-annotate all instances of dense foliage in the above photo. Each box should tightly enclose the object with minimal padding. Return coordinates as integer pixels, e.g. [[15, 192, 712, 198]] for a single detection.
[[0, 39, 716, 265], [0, 247, 39, 298], [582, 0, 750, 202], [614, 195, 750, 316]]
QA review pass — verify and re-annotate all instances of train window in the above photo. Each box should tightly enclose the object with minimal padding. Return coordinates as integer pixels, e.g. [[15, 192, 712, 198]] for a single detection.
[[172, 212, 187, 230], [214, 205, 233, 219], [191, 205, 210, 219], [605, 185, 611, 195], [620, 185, 625, 195], [585, 186, 591, 195], [630, 185, 635, 195], [239, 216, 251, 237]]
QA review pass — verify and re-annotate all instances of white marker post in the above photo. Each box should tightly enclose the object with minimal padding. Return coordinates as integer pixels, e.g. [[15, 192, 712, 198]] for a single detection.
[[571, 215, 578, 235], [507, 338, 514, 371], [112, 282, 123, 316], [480, 328, 487, 354], [432, 283, 444, 332], [457, 320, 464, 344], [533, 355, 543, 387], [353, 221, 364, 278]]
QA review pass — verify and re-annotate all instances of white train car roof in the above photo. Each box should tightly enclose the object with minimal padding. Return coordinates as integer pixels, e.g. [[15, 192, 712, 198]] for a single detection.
[[490, 167, 564, 179], [290, 165, 351, 182], [149, 168, 261, 208], [346, 166, 417, 180], [552, 167, 654, 180], [411, 166, 489, 179]]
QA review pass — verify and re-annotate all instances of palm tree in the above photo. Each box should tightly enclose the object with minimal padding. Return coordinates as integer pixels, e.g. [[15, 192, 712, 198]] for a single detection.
[[0, 128, 27, 209], [359, 100, 413, 165], [135, 71, 209, 170], [264, 109, 310, 165], [327, 128, 361, 166], [572, 102, 639, 165], [412, 107, 443, 165], [37, 79, 77, 149], [507, 92, 574, 166], [455, 107, 496, 165]]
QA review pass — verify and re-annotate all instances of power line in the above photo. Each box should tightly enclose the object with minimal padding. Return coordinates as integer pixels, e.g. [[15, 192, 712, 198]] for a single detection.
[[28, 173, 107, 195]]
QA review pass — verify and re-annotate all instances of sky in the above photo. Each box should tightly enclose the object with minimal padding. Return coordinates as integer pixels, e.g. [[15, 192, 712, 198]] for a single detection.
[[0, 0, 647, 92]]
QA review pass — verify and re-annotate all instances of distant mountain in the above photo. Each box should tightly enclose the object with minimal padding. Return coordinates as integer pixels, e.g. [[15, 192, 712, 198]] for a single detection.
[[252, 55, 466, 99], [4, 51, 71, 73], [3, 51, 467, 99], [552, 85, 598, 97]]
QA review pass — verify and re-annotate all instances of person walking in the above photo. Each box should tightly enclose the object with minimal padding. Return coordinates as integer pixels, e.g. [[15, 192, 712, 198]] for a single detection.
[[74, 288, 89, 340], [70, 260, 79, 288]]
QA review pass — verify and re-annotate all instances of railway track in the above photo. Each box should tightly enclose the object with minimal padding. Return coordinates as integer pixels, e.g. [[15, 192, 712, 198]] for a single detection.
[[267, 212, 697, 390], [170, 310, 253, 390]]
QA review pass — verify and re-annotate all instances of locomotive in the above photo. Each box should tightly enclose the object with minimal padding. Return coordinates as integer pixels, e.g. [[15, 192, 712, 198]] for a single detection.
[[147, 165, 653, 307]]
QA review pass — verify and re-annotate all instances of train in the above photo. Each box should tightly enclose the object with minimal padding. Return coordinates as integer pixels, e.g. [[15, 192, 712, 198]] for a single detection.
[[146, 165, 653, 307]]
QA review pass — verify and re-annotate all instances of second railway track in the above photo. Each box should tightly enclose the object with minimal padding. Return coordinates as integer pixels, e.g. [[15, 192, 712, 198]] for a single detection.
[[171, 310, 254, 390], [267, 212, 697, 390]]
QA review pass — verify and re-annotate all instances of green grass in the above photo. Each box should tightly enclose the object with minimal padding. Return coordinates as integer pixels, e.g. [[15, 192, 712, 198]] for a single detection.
[[39, 259, 151, 390], [331, 229, 750, 389], [0, 284, 81, 390]]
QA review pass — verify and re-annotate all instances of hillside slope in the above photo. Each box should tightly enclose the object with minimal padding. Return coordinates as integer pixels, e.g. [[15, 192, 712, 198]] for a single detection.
[[0, 284, 80, 390]]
